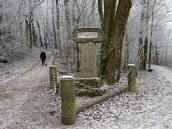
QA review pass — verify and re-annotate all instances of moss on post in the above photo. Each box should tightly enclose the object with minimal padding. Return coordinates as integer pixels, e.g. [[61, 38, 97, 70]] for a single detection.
[[128, 64, 137, 93], [60, 75, 76, 125], [49, 65, 57, 89]]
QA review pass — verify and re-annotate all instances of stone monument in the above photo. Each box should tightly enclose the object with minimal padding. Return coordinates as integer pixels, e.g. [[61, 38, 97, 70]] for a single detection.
[[73, 28, 103, 89]]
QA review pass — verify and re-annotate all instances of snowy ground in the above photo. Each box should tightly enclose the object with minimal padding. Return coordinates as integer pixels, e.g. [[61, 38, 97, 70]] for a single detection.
[[0, 52, 172, 129], [27, 65, 172, 129], [66, 65, 172, 129], [0, 49, 60, 129], [0, 48, 40, 85]]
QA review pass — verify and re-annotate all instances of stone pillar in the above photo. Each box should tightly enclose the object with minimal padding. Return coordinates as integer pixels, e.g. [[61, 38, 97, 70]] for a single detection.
[[128, 64, 137, 93], [60, 75, 76, 125], [78, 42, 97, 78], [73, 28, 103, 88], [49, 65, 57, 89]]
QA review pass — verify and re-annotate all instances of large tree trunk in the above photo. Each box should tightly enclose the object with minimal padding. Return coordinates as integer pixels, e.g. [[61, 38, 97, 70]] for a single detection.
[[99, 0, 132, 85], [98, 0, 116, 84]]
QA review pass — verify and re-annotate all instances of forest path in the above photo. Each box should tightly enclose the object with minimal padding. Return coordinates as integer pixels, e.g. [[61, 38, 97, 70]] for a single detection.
[[0, 49, 60, 129], [150, 65, 172, 125], [153, 65, 172, 105]]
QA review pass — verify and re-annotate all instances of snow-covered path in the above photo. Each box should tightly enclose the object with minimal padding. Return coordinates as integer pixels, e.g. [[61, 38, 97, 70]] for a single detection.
[[0, 48, 40, 85], [0, 50, 60, 129], [0, 57, 172, 129]]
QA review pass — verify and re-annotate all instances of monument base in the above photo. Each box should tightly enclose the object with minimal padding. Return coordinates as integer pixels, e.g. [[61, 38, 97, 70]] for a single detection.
[[76, 78, 101, 88], [76, 88, 105, 97]]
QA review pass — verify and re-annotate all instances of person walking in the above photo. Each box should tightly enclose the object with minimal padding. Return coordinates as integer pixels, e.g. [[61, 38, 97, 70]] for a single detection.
[[45, 40, 48, 50], [40, 49, 46, 66]]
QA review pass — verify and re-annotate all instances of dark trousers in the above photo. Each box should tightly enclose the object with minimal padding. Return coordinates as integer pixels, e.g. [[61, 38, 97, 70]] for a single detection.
[[41, 59, 45, 66]]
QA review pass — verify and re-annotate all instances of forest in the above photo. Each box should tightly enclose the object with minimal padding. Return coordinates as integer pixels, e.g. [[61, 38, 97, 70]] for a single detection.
[[0, 0, 172, 129]]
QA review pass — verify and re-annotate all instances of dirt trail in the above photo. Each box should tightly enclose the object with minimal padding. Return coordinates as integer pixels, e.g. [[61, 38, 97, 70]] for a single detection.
[[1, 56, 172, 129], [0, 49, 60, 129]]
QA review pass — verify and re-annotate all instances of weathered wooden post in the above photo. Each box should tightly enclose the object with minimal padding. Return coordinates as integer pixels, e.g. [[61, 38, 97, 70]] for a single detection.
[[49, 65, 57, 89], [60, 75, 76, 125], [128, 64, 137, 93]]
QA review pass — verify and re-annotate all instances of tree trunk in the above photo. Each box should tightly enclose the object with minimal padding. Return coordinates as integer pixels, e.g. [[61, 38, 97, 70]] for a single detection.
[[28, 14, 33, 49], [64, 0, 72, 39], [137, 0, 150, 70], [52, 0, 57, 49], [144, 0, 150, 70], [99, 0, 132, 85], [28, 0, 33, 49], [153, 45, 159, 65], [98, 0, 116, 84], [56, 0, 61, 50], [138, 9, 145, 70], [148, 0, 157, 69], [37, 22, 43, 47], [143, 37, 148, 70]]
